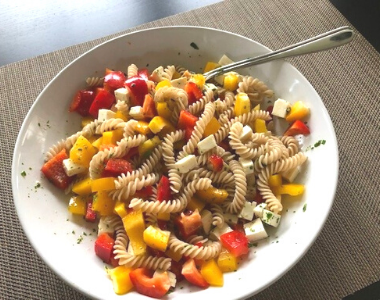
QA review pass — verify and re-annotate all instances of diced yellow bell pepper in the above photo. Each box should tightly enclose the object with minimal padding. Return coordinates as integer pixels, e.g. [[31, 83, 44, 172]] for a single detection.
[[157, 212, 171, 221], [277, 184, 305, 196], [102, 129, 124, 145], [155, 79, 171, 90], [107, 265, 134, 295], [186, 196, 206, 212], [253, 104, 260, 111], [217, 249, 238, 273], [133, 121, 151, 136], [148, 116, 175, 137], [196, 187, 229, 204], [114, 200, 129, 218], [234, 93, 251, 116], [223, 73, 239, 91], [203, 117, 221, 137], [254, 119, 267, 133], [203, 61, 220, 73], [285, 101, 310, 123], [81, 116, 94, 128], [93, 191, 115, 216], [172, 71, 181, 80], [122, 210, 146, 256], [138, 136, 161, 159], [68, 195, 87, 215], [191, 74, 206, 89], [200, 259, 224, 286], [92, 136, 103, 149], [156, 102, 172, 119], [70, 136, 97, 167], [268, 174, 283, 189], [115, 110, 128, 121], [91, 177, 116, 192], [143, 225, 171, 252], [165, 247, 183, 262], [71, 177, 92, 196]]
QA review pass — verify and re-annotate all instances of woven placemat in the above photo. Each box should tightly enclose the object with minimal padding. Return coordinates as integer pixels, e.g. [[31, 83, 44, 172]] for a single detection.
[[1, 0, 379, 299]]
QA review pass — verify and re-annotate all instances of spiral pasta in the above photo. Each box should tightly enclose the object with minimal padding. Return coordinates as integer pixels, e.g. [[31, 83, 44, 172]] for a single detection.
[[237, 75, 274, 104]]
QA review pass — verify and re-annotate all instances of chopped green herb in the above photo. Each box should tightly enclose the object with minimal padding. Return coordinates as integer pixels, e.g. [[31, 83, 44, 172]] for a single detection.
[[21, 171, 26, 177], [72, 230, 75, 234], [303, 203, 307, 212], [190, 42, 199, 50], [248, 242, 258, 248], [77, 235, 84, 244]]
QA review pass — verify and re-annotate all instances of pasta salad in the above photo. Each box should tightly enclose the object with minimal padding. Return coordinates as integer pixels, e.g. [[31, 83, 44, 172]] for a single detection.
[[41, 56, 310, 298]]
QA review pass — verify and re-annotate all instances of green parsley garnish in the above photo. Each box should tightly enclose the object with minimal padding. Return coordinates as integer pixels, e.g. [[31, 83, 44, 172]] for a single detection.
[[21, 171, 26, 177], [303, 203, 307, 212]]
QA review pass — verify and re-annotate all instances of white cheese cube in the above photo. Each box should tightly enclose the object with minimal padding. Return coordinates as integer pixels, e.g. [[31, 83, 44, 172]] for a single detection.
[[114, 88, 130, 103], [150, 66, 164, 82], [218, 54, 234, 66], [272, 98, 291, 118], [98, 109, 116, 122], [223, 213, 238, 225], [238, 201, 257, 221], [240, 125, 253, 142], [154, 270, 177, 287], [210, 223, 233, 241], [129, 106, 144, 120], [254, 203, 267, 218], [62, 159, 87, 177], [197, 135, 217, 154], [281, 166, 300, 182], [214, 74, 225, 86], [239, 158, 254, 175], [244, 218, 268, 242], [174, 155, 198, 174], [201, 209, 213, 235], [294, 134, 305, 149], [170, 77, 188, 90], [261, 209, 281, 227], [98, 216, 116, 236]]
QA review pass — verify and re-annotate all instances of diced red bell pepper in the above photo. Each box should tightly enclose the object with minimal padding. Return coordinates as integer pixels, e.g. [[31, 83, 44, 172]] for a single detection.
[[184, 127, 193, 142], [142, 94, 157, 119], [182, 258, 209, 289], [88, 88, 116, 118], [124, 76, 148, 106], [104, 71, 126, 90], [95, 233, 115, 264], [129, 268, 171, 299], [218, 140, 231, 152], [232, 222, 245, 234], [101, 158, 133, 178], [41, 149, 73, 190], [178, 110, 198, 130], [220, 230, 249, 257], [156, 175, 171, 202], [254, 189, 264, 204], [157, 220, 168, 231], [105, 68, 114, 76], [266, 105, 273, 124], [123, 147, 139, 161], [138, 68, 150, 81], [175, 209, 202, 238], [69, 90, 96, 117], [134, 186, 154, 198], [170, 259, 185, 282], [98, 144, 117, 152], [185, 82, 203, 105], [208, 154, 224, 172], [284, 120, 310, 136], [85, 199, 97, 222]]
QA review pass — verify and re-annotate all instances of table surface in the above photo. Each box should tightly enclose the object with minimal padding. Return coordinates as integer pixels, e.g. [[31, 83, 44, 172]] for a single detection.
[[1, 1, 380, 299]]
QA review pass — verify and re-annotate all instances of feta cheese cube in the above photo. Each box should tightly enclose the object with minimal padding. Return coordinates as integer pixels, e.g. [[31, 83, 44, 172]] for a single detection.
[[98, 109, 116, 122], [114, 88, 130, 103], [272, 98, 291, 118], [170, 77, 188, 90], [210, 223, 233, 241], [281, 166, 301, 182], [200, 209, 213, 235], [244, 218, 268, 242], [239, 158, 254, 175], [254, 203, 267, 218], [223, 213, 238, 225], [238, 201, 257, 221], [129, 106, 144, 120], [98, 216, 116, 236], [261, 209, 281, 227], [62, 159, 87, 177], [174, 155, 198, 174], [240, 125, 253, 142], [218, 54, 234, 66], [154, 270, 176, 287], [197, 135, 217, 154]]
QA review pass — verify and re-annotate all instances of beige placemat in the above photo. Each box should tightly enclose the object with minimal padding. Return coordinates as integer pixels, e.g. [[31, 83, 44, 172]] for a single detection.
[[1, 0, 379, 299]]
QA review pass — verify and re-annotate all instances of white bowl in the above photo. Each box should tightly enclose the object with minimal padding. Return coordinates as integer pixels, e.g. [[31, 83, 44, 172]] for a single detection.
[[12, 26, 338, 299]]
